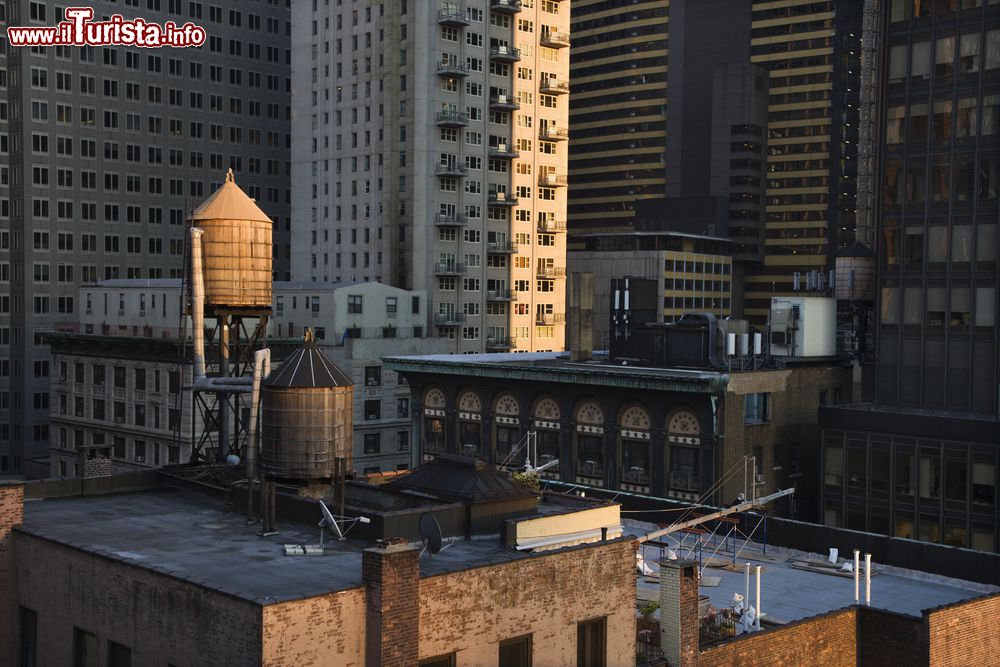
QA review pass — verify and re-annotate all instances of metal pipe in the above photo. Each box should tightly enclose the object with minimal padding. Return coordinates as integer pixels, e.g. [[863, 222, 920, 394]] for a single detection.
[[219, 319, 230, 461], [854, 549, 860, 604], [246, 348, 269, 522], [189, 227, 206, 379], [755, 565, 762, 630], [744, 562, 750, 611], [865, 553, 872, 605]]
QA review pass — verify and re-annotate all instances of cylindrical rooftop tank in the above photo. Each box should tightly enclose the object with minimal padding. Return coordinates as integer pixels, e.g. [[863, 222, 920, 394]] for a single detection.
[[191, 169, 273, 310], [835, 243, 876, 302], [260, 335, 354, 479]]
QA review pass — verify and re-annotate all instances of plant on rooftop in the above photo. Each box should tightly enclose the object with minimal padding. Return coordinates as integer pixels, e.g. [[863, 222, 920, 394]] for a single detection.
[[511, 471, 541, 491]]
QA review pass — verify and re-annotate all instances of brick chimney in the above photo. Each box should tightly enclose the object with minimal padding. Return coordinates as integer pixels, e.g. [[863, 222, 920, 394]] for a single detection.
[[1, 482, 25, 665], [362, 538, 419, 667], [660, 559, 699, 667], [77, 444, 114, 479]]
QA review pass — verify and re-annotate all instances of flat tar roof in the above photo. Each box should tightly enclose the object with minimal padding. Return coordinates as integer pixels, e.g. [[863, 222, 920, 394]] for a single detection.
[[18, 489, 541, 604], [628, 523, 996, 623]]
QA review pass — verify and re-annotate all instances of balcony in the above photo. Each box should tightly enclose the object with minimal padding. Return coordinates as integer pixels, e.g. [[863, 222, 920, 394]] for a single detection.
[[622, 465, 650, 486], [436, 110, 470, 127], [486, 336, 515, 350], [488, 192, 518, 206], [537, 219, 567, 233], [489, 45, 521, 62], [486, 289, 516, 302], [489, 94, 520, 111], [535, 266, 567, 280], [539, 78, 569, 95], [538, 173, 567, 187], [434, 312, 466, 326], [539, 126, 568, 141], [540, 30, 570, 49], [437, 7, 469, 27], [488, 143, 519, 159], [434, 212, 469, 227], [436, 162, 468, 177], [490, 0, 522, 13], [436, 59, 470, 78], [535, 312, 567, 325], [487, 241, 517, 254], [434, 262, 467, 276]]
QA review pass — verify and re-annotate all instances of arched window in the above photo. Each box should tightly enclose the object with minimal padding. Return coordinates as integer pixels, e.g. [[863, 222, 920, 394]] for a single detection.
[[574, 401, 605, 484], [422, 388, 447, 459], [494, 394, 520, 468], [532, 397, 561, 475], [667, 409, 702, 493], [619, 405, 651, 490], [457, 391, 482, 458]]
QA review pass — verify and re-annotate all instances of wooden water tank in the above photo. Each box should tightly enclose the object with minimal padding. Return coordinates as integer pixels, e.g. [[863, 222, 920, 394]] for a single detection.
[[191, 169, 273, 310], [835, 243, 876, 302], [260, 337, 354, 480]]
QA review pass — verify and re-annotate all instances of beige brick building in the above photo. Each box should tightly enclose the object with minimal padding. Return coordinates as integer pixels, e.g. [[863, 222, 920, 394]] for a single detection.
[[1, 462, 636, 666]]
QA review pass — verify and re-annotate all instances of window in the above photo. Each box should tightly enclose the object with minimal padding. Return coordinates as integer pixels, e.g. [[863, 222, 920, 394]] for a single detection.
[[744, 393, 769, 424], [348, 295, 363, 313], [73, 628, 97, 667], [365, 400, 381, 421], [365, 366, 381, 386], [420, 655, 456, 667], [20, 607, 37, 667], [108, 641, 132, 667], [577, 618, 606, 667], [364, 433, 381, 454], [500, 635, 532, 667]]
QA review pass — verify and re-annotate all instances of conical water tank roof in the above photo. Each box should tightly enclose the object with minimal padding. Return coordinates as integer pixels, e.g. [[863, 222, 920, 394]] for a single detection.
[[192, 168, 271, 223], [263, 336, 352, 388]]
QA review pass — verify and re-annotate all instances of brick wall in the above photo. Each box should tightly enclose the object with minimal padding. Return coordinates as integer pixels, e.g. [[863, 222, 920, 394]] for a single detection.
[[699, 608, 857, 667], [722, 365, 850, 515], [660, 559, 699, 667], [418, 538, 637, 666], [363, 540, 420, 667], [1, 483, 25, 666], [262, 588, 366, 667], [858, 607, 925, 666], [13, 533, 262, 666], [926, 593, 1000, 667], [77, 446, 114, 479]]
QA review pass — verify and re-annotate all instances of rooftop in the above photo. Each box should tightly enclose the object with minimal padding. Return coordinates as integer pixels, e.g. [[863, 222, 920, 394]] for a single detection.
[[17, 488, 545, 604], [627, 523, 996, 623], [385, 351, 730, 394]]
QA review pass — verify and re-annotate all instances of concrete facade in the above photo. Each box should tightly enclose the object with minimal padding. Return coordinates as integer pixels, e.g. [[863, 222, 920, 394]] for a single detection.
[[0, 1, 292, 471], [291, 1, 570, 354], [47, 280, 449, 478]]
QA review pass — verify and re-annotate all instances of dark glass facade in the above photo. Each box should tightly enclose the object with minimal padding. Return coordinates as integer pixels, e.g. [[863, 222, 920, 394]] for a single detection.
[[820, 0, 1000, 551]]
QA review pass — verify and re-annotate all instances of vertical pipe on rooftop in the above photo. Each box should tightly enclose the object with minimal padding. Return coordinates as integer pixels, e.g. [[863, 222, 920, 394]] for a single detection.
[[190, 227, 206, 380]]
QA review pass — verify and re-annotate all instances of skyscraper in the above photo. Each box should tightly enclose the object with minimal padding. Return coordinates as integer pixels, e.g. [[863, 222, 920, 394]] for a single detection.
[[744, 0, 863, 321], [819, 0, 1000, 550], [0, 1, 292, 474], [291, 0, 570, 354], [567, 0, 861, 323], [568, 0, 669, 231]]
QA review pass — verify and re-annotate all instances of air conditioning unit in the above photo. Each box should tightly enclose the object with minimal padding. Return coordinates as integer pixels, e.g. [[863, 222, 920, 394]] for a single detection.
[[114, 417, 125, 424], [366, 415, 378, 421], [135, 456, 145, 463], [754, 473, 765, 485]]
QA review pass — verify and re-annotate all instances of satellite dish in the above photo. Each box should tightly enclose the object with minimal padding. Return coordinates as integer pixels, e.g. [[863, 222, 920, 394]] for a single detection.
[[419, 512, 443, 555], [318, 499, 344, 540]]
